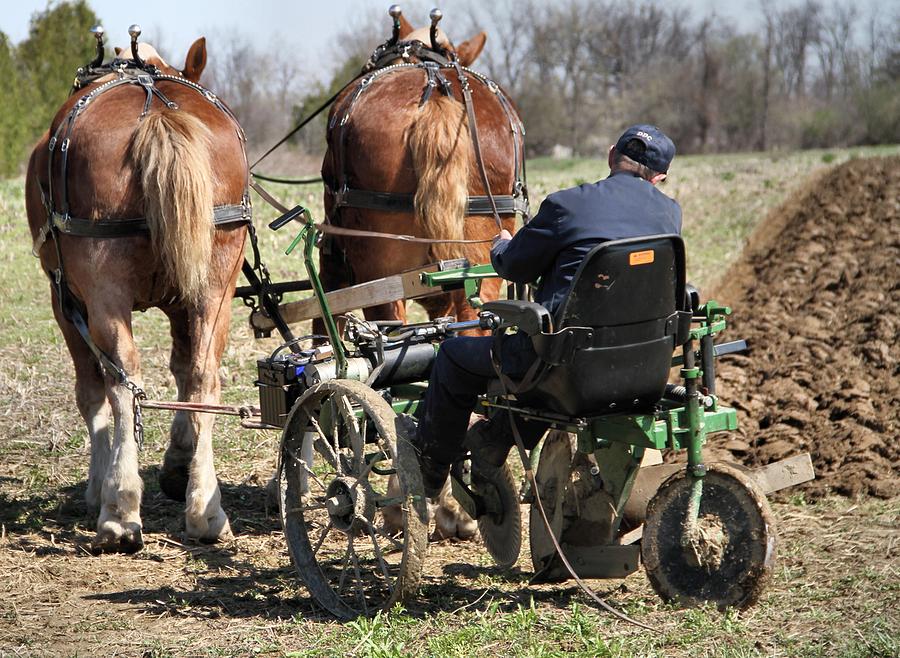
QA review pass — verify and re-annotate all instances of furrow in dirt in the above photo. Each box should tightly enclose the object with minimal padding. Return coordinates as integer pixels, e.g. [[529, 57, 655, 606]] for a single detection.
[[709, 156, 899, 498]]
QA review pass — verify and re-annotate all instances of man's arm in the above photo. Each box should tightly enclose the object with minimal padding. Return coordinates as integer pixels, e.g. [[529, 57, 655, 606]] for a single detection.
[[490, 196, 565, 283]]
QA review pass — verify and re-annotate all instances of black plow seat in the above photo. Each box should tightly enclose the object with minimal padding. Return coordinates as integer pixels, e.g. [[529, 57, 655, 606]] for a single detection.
[[485, 235, 691, 416]]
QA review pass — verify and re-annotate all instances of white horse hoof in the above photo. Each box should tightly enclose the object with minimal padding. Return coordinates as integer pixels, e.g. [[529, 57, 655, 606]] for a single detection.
[[91, 520, 143, 554], [186, 511, 233, 545]]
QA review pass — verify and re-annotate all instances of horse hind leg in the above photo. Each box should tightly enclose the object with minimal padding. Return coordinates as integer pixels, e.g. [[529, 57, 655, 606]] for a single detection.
[[158, 324, 193, 502], [82, 306, 145, 554], [51, 292, 112, 510], [164, 304, 233, 544]]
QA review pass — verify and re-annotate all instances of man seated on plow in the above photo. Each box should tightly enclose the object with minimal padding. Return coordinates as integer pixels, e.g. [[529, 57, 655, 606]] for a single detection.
[[414, 125, 682, 496]]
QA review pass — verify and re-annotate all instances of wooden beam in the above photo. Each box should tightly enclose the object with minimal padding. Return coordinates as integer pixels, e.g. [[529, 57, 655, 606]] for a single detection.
[[251, 264, 446, 331]]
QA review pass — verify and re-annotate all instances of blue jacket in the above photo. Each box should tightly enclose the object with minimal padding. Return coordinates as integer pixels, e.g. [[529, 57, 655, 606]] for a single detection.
[[491, 170, 682, 315]]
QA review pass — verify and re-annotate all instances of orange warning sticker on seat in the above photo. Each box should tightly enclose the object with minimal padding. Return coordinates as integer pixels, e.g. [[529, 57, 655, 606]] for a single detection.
[[629, 250, 655, 265]]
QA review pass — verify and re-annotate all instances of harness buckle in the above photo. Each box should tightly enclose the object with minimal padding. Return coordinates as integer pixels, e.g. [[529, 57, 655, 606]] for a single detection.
[[32, 223, 51, 258], [332, 185, 348, 208], [48, 136, 57, 152], [60, 138, 70, 153]]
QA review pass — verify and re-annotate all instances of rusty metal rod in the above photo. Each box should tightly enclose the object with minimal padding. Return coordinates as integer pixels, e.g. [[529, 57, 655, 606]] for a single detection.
[[139, 399, 260, 418]]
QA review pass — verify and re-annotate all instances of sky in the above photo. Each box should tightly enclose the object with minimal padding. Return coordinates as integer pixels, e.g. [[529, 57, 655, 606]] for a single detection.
[[1, 0, 761, 78]]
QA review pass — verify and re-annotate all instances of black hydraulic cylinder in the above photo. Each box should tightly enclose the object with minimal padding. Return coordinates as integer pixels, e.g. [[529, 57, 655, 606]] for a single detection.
[[371, 341, 438, 387]]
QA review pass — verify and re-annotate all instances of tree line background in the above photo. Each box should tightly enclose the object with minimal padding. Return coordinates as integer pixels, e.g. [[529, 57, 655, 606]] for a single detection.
[[1, 0, 897, 177]]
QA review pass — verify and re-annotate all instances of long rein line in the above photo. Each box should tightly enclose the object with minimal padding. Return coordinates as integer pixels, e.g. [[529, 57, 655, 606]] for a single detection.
[[249, 179, 493, 245], [248, 77, 358, 172]]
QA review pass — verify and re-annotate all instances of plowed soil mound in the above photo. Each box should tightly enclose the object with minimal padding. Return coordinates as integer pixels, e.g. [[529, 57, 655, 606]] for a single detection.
[[710, 156, 899, 498]]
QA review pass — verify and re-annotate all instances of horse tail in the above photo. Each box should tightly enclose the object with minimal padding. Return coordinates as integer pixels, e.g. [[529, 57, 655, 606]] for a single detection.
[[408, 94, 471, 262], [131, 110, 214, 306]]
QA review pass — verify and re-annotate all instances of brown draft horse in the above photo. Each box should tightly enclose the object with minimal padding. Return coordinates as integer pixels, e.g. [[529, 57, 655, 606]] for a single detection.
[[320, 16, 526, 539], [320, 16, 523, 324], [25, 39, 249, 553]]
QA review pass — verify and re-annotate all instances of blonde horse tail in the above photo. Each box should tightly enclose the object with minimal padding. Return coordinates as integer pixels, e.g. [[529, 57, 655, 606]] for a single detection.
[[408, 94, 471, 262], [131, 110, 214, 306]]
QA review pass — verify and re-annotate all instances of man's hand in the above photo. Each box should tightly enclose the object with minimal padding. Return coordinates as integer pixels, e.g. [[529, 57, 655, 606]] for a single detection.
[[493, 229, 513, 247]]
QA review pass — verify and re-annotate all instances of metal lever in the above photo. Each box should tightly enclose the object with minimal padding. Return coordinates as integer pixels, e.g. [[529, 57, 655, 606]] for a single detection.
[[268, 205, 310, 231], [712, 339, 748, 357]]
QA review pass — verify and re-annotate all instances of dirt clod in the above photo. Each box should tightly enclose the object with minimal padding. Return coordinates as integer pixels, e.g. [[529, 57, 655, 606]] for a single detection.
[[712, 156, 900, 498]]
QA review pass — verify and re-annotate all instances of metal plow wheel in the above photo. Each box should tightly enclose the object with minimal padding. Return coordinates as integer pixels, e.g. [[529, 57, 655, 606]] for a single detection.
[[277, 379, 428, 620], [642, 462, 777, 610], [529, 431, 639, 582]]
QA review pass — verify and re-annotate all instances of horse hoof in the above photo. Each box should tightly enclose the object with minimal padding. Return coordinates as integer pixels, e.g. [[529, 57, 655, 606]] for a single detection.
[[186, 513, 233, 545], [91, 524, 144, 555], [430, 484, 477, 541], [159, 464, 189, 502]]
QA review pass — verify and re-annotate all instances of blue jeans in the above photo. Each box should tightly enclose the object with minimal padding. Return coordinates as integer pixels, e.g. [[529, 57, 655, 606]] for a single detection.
[[414, 332, 548, 465]]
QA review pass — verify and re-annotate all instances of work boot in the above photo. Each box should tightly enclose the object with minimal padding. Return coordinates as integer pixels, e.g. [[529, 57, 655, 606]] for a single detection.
[[466, 418, 513, 476], [409, 423, 451, 500]]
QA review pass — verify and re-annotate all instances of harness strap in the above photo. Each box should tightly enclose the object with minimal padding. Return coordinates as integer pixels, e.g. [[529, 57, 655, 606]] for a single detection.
[[32, 203, 250, 256], [365, 39, 452, 71], [327, 187, 528, 217], [451, 60, 503, 232], [315, 222, 491, 245]]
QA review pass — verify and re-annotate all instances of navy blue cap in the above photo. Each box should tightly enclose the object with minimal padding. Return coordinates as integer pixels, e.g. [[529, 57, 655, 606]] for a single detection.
[[615, 124, 676, 173]]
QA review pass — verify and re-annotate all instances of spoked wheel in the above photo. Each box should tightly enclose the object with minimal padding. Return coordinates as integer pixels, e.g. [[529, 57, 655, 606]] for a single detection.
[[642, 462, 777, 609], [277, 379, 428, 620]]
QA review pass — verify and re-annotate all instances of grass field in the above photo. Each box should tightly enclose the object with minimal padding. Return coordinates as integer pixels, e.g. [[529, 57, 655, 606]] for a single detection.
[[1, 146, 898, 657]]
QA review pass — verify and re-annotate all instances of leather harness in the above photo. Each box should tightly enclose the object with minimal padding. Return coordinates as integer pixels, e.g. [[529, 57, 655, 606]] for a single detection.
[[33, 60, 252, 257], [325, 41, 529, 225]]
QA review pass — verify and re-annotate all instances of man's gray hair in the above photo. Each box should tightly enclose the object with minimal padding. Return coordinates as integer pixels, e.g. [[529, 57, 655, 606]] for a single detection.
[[612, 139, 661, 181]]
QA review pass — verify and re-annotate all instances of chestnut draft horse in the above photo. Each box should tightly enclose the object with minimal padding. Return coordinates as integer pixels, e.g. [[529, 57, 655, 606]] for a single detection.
[[25, 38, 250, 553], [320, 14, 527, 539], [320, 15, 526, 325]]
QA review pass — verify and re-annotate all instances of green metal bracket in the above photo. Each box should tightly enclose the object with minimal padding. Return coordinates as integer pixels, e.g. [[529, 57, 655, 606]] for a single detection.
[[420, 263, 498, 310], [294, 212, 349, 377], [688, 300, 731, 340], [464, 277, 483, 308], [420, 263, 498, 288], [586, 405, 738, 452]]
